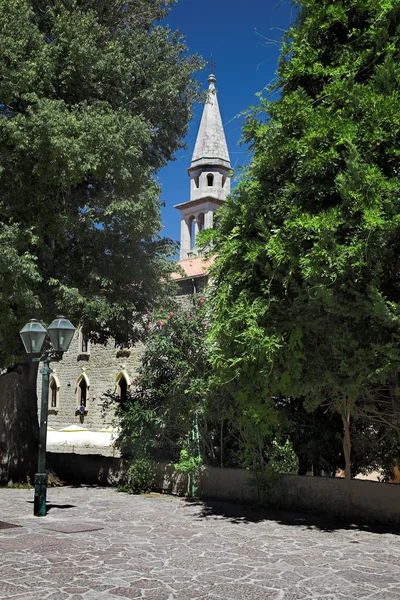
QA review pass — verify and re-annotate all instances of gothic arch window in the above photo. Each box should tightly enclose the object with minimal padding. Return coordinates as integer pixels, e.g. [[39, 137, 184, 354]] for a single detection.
[[78, 379, 87, 407], [76, 373, 90, 407], [222, 175, 227, 188], [48, 374, 60, 409], [194, 176, 200, 188], [207, 173, 214, 187], [115, 371, 131, 402], [118, 377, 128, 402]]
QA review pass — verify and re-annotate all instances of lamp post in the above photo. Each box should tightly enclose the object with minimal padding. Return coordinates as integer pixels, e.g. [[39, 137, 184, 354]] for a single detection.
[[19, 316, 76, 516]]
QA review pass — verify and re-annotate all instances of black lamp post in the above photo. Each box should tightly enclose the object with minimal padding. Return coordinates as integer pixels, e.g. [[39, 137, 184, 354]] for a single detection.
[[19, 316, 76, 516]]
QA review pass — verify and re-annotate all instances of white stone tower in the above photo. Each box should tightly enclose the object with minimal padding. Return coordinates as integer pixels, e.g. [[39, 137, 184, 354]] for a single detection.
[[174, 74, 232, 260]]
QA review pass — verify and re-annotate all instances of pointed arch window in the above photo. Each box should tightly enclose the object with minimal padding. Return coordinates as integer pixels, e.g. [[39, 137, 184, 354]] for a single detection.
[[118, 377, 128, 402], [48, 374, 60, 409], [76, 373, 90, 408], [115, 371, 131, 402], [207, 174, 214, 187], [78, 379, 87, 407]]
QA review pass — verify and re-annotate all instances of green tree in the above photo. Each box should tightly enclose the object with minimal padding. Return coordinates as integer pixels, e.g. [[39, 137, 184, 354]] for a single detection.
[[107, 297, 209, 493], [112, 298, 209, 458], [208, 0, 400, 480], [0, 0, 202, 482], [112, 295, 294, 498]]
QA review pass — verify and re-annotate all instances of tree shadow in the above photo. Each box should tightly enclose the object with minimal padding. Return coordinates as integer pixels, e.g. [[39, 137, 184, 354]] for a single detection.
[[183, 498, 400, 535]]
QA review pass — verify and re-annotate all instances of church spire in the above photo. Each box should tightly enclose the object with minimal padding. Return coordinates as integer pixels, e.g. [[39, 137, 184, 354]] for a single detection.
[[189, 74, 231, 171], [174, 73, 233, 261]]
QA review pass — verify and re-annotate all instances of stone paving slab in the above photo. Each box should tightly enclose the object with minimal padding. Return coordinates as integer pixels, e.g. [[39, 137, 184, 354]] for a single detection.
[[0, 486, 399, 599]]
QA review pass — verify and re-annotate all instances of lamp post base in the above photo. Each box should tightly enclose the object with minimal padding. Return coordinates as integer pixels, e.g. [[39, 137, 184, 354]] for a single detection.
[[34, 473, 48, 516]]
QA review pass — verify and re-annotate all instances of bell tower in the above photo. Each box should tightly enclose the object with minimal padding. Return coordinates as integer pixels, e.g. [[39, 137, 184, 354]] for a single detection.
[[174, 74, 232, 260]]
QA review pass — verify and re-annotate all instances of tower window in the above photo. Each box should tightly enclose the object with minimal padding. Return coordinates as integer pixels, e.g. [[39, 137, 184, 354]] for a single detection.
[[189, 216, 196, 250], [207, 174, 214, 187], [198, 213, 204, 232], [194, 176, 200, 188], [222, 175, 226, 188]]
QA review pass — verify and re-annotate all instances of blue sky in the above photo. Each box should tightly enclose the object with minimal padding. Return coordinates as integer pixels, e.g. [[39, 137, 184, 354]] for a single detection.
[[158, 0, 296, 245]]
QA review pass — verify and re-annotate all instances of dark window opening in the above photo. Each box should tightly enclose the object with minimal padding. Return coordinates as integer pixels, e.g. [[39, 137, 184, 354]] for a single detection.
[[81, 333, 88, 353], [198, 213, 204, 232], [118, 377, 128, 402], [190, 216, 196, 250], [222, 175, 226, 188], [194, 176, 200, 188], [79, 379, 87, 407], [207, 174, 214, 186], [50, 380, 57, 408]]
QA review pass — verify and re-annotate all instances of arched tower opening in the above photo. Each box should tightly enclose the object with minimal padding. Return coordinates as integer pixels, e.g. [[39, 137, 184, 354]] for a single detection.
[[198, 213, 205, 232]]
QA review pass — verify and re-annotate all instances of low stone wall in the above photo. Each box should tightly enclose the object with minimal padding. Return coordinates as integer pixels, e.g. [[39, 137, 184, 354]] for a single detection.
[[48, 452, 125, 486], [47, 452, 400, 526], [278, 474, 400, 525]]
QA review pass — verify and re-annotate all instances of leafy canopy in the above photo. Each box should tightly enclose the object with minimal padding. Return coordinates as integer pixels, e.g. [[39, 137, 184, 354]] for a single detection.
[[0, 0, 202, 367], [112, 297, 210, 460], [209, 0, 400, 433]]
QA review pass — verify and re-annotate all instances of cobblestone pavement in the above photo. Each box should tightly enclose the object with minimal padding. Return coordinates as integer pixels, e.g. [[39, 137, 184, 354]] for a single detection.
[[1, 486, 400, 600]]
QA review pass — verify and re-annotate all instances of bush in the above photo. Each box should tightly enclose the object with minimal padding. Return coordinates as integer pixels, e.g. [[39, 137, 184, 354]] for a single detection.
[[120, 458, 156, 494]]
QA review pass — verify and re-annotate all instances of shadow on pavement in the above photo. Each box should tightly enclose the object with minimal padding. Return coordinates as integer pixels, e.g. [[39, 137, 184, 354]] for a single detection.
[[45, 503, 76, 512], [185, 498, 400, 536], [26, 501, 76, 513]]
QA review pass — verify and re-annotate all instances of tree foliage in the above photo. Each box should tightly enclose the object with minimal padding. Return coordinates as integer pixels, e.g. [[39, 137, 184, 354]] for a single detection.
[[108, 297, 210, 489], [111, 296, 298, 496], [0, 0, 202, 483], [208, 0, 400, 478], [0, 0, 202, 366]]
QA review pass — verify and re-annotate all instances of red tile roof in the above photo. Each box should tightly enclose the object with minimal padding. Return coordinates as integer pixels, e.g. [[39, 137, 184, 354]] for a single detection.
[[171, 255, 215, 280]]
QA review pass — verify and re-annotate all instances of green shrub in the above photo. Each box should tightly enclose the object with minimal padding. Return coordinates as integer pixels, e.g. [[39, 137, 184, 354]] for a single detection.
[[120, 458, 156, 494]]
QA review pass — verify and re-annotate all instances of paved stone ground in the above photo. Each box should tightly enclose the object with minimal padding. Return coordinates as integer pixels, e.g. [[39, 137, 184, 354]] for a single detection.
[[1, 486, 400, 600]]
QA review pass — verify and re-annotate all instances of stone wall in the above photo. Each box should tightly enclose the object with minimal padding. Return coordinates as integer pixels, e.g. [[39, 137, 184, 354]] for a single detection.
[[48, 451, 125, 486], [48, 452, 400, 526], [278, 474, 400, 525], [38, 331, 143, 431]]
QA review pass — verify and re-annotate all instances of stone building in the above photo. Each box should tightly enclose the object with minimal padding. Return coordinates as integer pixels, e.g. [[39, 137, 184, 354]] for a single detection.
[[42, 74, 232, 451]]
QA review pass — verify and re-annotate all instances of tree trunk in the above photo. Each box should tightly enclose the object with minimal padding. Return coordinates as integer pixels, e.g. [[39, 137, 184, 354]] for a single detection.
[[389, 371, 400, 429], [220, 419, 224, 467], [341, 406, 352, 519], [0, 361, 39, 484], [341, 409, 351, 480]]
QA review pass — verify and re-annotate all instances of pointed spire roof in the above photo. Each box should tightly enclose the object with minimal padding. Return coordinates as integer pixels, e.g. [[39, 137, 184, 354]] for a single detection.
[[190, 74, 231, 171]]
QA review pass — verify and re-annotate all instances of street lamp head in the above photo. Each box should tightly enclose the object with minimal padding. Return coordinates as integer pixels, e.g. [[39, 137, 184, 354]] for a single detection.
[[19, 319, 47, 354], [47, 316, 76, 352]]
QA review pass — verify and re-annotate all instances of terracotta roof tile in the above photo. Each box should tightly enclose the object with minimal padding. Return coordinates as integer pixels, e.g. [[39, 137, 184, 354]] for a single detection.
[[171, 255, 215, 280]]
